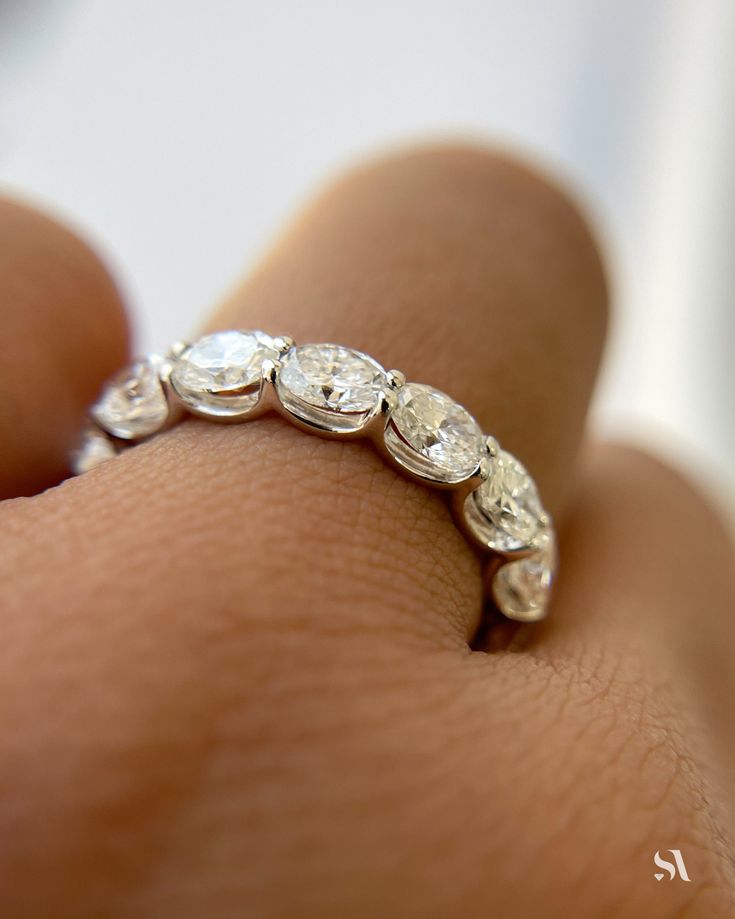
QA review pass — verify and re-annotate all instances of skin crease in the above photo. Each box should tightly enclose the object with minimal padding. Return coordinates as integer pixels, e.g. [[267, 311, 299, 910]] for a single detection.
[[0, 147, 733, 918]]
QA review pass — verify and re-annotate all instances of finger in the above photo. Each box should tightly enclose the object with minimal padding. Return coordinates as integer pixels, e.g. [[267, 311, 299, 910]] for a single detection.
[[0, 150, 621, 917], [0, 198, 129, 498], [489, 444, 735, 916], [6, 450, 733, 918], [200, 144, 607, 634], [7, 146, 608, 647], [526, 443, 735, 765], [527, 444, 735, 669]]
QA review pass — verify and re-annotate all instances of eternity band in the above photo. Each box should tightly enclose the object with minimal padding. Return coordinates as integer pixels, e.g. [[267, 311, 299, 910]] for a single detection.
[[73, 330, 557, 623]]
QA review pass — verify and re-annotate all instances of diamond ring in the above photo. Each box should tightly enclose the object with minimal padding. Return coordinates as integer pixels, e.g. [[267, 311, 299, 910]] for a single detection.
[[74, 330, 558, 623]]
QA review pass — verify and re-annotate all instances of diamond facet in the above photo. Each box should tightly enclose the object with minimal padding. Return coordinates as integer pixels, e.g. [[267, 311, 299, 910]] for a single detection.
[[170, 330, 280, 417], [277, 343, 386, 431], [465, 450, 545, 551], [92, 357, 169, 440], [384, 382, 484, 483], [492, 528, 556, 621]]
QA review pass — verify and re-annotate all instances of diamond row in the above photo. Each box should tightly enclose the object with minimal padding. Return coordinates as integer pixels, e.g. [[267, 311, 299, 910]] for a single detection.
[[77, 329, 557, 622]]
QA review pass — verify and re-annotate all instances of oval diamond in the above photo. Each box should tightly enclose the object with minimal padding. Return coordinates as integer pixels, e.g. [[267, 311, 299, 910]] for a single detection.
[[492, 529, 556, 621], [277, 343, 386, 432], [170, 330, 280, 417], [92, 357, 169, 440], [465, 450, 545, 551], [384, 382, 484, 484]]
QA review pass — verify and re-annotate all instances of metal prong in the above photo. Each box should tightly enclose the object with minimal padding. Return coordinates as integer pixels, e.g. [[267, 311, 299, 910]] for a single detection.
[[169, 340, 189, 359], [253, 358, 282, 415], [363, 389, 396, 441], [159, 371, 186, 425], [450, 463, 487, 503], [158, 357, 174, 384], [379, 388, 397, 416], [273, 335, 295, 354], [386, 369, 406, 390], [261, 358, 281, 386], [159, 344, 186, 384], [485, 435, 500, 457]]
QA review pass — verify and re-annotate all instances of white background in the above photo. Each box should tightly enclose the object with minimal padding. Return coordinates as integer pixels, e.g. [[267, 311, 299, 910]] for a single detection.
[[1, 0, 733, 505]]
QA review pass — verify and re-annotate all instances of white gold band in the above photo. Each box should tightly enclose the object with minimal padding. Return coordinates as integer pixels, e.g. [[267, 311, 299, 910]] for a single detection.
[[74, 329, 557, 623]]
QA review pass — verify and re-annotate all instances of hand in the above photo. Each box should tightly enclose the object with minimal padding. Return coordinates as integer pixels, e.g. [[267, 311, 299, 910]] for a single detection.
[[1, 146, 733, 918]]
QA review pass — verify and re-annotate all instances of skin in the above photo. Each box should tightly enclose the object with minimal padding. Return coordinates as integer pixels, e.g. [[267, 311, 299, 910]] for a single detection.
[[0, 145, 733, 918]]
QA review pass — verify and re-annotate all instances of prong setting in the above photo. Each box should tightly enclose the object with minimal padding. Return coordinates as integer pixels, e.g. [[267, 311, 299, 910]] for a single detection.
[[461, 448, 549, 555], [273, 335, 295, 354], [386, 369, 406, 390], [490, 527, 557, 621], [382, 381, 486, 485], [168, 340, 189, 359], [74, 328, 556, 625], [274, 342, 389, 435], [261, 357, 280, 387], [168, 329, 282, 420]]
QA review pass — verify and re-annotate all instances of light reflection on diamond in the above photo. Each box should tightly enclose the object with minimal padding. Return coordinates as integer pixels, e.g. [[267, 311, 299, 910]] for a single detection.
[[277, 343, 386, 431], [492, 529, 556, 621], [384, 382, 484, 483], [170, 330, 280, 417], [92, 357, 169, 440], [467, 450, 545, 551]]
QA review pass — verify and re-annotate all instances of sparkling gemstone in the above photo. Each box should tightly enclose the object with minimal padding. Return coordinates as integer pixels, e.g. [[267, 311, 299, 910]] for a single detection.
[[91, 357, 169, 440], [170, 330, 280, 417], [465, 450, 545, 551], [72, 426, 117, 475], [384, 382, 484, 484], [492, 529, 557, 621], [277, 343, 386, 431]]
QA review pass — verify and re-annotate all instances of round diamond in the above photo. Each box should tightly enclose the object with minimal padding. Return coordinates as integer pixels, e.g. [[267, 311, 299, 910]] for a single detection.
[[465, 450, 545, 551], [170, 330, 280, 417], [277, 343, 386, 431], [492, 529, 556, 621], [384, 382, 484, 484], [91, 357, 169, 440]]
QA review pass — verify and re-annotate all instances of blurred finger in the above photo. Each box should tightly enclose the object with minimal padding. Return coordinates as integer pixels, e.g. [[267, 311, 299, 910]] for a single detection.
[[0, 198, 128, 498]]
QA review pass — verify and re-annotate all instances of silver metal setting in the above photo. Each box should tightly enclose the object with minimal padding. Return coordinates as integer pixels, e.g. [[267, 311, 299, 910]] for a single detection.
[[488, 526, 557, 622], [74, 330, 557, 623], [276, 342, 388, 434], [168, 329, 282, 420]]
